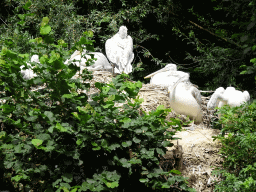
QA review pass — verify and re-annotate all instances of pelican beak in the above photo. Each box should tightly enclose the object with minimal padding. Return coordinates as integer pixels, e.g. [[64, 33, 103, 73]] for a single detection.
[[144, 68, 167, 79]]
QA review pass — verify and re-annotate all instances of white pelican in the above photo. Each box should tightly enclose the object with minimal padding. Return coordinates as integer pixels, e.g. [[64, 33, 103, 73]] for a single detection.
[[207, 87, 250, 110], [168, 83, 203, 125], [65, 51, 112, 72], [145, 64, 203, 129], [144, 64, 189, 87], [20, 55, 40, 80], [207, 87, 250, 130]]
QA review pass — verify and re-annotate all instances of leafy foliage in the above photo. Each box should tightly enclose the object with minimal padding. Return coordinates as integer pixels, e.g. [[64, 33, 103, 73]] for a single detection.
[[0, 13, 195, 191], [212, 102, 256, 191]]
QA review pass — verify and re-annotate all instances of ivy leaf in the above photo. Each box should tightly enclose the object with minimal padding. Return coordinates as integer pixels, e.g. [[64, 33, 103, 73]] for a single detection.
[[133, 137, 141, 143], [121, 141, 132, 147], [44, 111, 55, 123]]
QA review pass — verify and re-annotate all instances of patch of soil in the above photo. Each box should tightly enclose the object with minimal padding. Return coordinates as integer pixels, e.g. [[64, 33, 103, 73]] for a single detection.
[[163, 126, 224, 192]]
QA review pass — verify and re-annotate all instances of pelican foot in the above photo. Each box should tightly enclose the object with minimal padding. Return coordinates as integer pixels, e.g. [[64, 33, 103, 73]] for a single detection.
[[184, 126, 194, 131], [184, 120, 195, 131]]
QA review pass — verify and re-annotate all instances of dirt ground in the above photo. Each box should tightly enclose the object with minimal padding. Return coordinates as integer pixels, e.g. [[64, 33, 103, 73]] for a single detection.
[[163, 126, 224, 192]]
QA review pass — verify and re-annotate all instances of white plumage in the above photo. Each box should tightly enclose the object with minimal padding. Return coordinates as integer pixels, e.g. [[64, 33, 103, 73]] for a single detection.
[[145, 64, 203, 125], [207, 86, 250, 110], [144, 64, 189, 87], [20, 55, 40, 80], [65, 50, 112, 72]]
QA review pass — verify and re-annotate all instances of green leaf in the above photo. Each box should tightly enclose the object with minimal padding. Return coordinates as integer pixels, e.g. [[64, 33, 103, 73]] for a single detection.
[[14, 145, 22, 153], [56, 122, 68, 132], [0, 131, 7, 139], [62, 173, 73, 183], [133, 137, 141, 143], [134, 129, 143, 134], [41, 17, 49, 27], [76, 139, 83, 146], [167, 176, 175, 185], [44, 111, 55, 123], [156, 148, 165, 155], [31, 139, 43, 147], [139, 178, 149, 183], [121, 141, 132, 147], [37, 133, 51, 141], [170, 169, 181, 175], [11, 175, 23, 182], [62, 94, 74, 99], [106, 181, 118, 188], [40, 25, 51, 35], [23, 1, 32, 10]]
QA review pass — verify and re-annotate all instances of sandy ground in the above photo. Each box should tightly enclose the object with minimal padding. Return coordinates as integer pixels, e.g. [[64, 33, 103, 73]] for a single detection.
[[162, 124, 224, 192]]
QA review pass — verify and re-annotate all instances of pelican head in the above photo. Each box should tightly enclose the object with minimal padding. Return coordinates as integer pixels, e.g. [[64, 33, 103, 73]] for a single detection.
[[144, 64, 177, 79], [207, 87, 225, 110]]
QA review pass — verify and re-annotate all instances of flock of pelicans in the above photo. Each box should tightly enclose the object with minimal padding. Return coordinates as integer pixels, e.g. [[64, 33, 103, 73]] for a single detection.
[[145, 64, 250, 128], [20, 54, 250, 129]]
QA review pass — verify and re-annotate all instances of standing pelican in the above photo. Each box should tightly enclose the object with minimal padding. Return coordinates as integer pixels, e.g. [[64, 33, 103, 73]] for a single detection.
[[207, 87, 250, 110], [145, 64, 203, 129]]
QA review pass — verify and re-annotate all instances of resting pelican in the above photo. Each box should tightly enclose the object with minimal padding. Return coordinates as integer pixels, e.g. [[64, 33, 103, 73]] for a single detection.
[[207, 87, 250, 129], [207, 87, 250, 110], [65, 50, 112, 72], [145, 64, 203, 129], [144, 64, 189, 87]]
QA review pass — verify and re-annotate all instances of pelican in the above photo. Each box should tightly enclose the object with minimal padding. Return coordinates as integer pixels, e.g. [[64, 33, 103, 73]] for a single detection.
[[207, 87, 250, 130], [144, 64, 189, 87], [145, 64, 203, 129], [207, 87, 250, 110], [20, 55, 40, 80], [65, 50, 112, 72]]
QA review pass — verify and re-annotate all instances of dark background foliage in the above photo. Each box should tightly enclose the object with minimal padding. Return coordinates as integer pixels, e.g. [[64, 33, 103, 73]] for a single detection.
[[1, 0, 255, 98]]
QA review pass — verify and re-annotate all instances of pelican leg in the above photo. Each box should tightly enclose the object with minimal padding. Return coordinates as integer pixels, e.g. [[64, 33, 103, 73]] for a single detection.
[[184, 120, 195, 131]]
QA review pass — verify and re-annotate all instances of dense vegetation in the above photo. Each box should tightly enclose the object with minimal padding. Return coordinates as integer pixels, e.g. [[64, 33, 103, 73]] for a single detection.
[[1, 0, 255, 96]]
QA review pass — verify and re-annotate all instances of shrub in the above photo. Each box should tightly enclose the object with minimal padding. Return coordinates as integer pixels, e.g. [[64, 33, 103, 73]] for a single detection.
[[212, 102, 256, 191], [0, 14, 195, 192]]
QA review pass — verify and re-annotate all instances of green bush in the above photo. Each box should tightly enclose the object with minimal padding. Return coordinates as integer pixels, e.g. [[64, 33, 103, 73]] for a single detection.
[[212, 102, 256, 191], [0, 14, 195, 192]]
